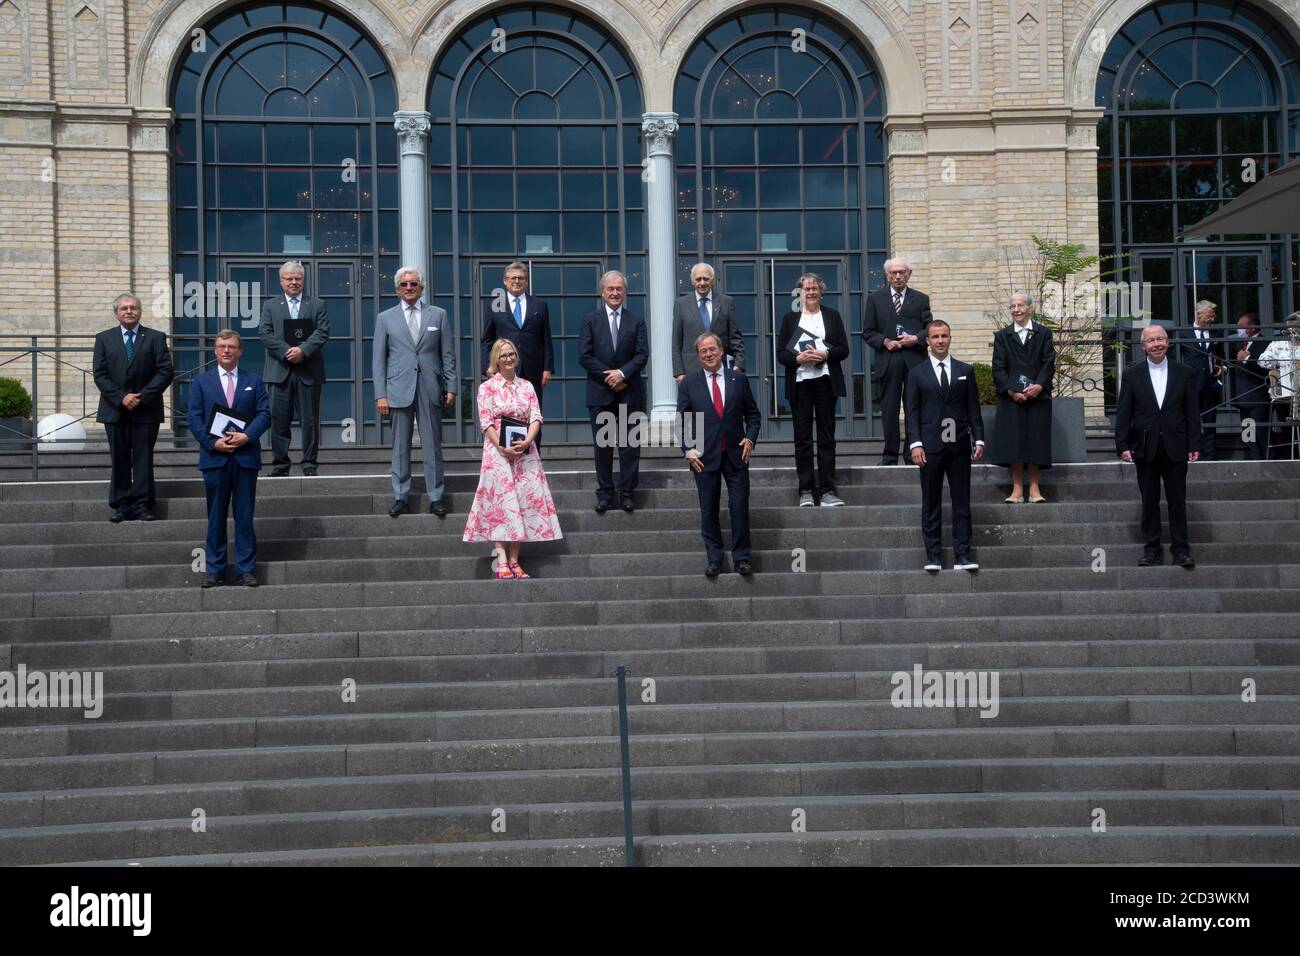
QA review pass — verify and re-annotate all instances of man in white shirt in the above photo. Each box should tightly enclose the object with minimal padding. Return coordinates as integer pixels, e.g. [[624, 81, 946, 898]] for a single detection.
[[1258, 313, 1300, 459], [1114, 324, 1201, 568]]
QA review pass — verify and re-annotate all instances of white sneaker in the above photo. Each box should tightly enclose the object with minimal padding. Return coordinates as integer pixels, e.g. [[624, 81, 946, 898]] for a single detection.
[[953, 559, 980, 572], [819, 492, 845, 507], [923, 561, 942, 572], [799, 492, 815, 507]]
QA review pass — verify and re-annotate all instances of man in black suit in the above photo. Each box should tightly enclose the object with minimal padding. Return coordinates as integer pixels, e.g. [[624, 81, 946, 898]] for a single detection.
[[678, 332, 761, 578], [672, 262, 744, 383], [1175, 299, 1226, 460], [864, 256, 933, 465], [905, 319, 984, 572], [92, 293, 174, 522], [1230, 313, 1270, 460], [481, 260, 554, 450], [579, 270, 648, 514], [1115, 324, 1201, 569], [258, 260, 329, 476]]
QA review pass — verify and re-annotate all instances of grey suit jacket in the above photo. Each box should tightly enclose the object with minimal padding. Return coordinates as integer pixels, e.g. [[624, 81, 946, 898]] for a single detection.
[[259, 294, 330, 386], [671, 291, 745, 377], [372, 301, 457, 409]]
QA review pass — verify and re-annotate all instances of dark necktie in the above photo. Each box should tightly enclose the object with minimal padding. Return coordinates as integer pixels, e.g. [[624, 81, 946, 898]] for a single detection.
[[711, 372, 725, 450], [124, 329, 136, 363], [939, 361, 949, 396], [894, 292, 903, 315]]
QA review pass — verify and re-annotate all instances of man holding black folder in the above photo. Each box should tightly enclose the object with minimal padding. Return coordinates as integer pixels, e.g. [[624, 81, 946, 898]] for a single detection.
[[187, 330, 271, 587], [259, 260, 329, 476]]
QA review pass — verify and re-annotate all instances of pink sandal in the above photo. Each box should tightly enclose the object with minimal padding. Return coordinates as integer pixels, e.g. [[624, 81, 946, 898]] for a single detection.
[[508, 562, 530, 579]]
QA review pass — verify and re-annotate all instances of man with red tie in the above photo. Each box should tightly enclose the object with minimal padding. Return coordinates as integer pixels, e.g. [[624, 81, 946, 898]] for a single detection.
[[677, 333, 762, 578]]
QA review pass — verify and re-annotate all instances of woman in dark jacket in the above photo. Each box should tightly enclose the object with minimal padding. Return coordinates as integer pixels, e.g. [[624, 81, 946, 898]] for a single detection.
[[775, 273, 851, 507], [992, 291, 1056, 502]]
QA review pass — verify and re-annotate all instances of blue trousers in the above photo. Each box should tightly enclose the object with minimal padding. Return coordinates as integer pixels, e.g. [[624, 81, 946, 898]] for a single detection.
[[203, 457, 259, 575]]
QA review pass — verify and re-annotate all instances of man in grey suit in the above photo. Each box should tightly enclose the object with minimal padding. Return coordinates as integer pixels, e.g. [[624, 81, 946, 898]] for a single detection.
[[258, 260, 330, 476], [373, 266, 457, 517], [672, 262, 745, 383]]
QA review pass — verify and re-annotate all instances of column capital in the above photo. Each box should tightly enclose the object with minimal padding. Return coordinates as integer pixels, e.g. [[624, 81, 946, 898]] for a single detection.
[[641, 112, 679, 158], [393, 111, 432, 156]]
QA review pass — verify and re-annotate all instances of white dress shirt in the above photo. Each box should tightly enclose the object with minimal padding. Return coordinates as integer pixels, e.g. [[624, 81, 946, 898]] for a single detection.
[[286, 294, 301, 319], [1147, 357, 1168, 408], [1014, 318, 1033, 344], [220, 367, 239, 400]]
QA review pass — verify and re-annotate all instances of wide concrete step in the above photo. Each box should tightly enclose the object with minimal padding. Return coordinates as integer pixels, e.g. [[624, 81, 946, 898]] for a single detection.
[[9, 789, 1300, 865]]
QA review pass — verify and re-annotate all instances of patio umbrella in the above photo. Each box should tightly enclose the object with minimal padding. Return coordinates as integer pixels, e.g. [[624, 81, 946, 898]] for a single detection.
[[1182, 155, 1300, 237]]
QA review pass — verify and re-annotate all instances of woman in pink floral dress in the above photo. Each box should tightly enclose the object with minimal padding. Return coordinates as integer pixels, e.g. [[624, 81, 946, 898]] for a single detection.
[[463, 339, 562, 578]]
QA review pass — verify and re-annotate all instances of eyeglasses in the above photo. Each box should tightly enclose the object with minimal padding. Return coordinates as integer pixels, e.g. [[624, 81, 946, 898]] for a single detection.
[[398, 281, 422, 288], [215, 345, 240, 351]]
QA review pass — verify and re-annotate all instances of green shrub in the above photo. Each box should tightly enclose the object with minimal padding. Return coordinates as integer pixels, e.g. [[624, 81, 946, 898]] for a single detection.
[[0, 377, 32, 418], [970, 362, 998, 406]]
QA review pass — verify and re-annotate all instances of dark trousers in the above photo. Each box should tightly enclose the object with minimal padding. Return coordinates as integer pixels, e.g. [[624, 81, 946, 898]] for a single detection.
[[918, 443, 973, 560], [104, 415, 160, 510], [877, 360, 910, 458], [1238, 402, 1270, 460], [589, 399, 640, 503], [1198, 384, 1221, 460], [792, 376, 837, 494], [695, 455, 751, 564], [203, 457, 259, 575], [269, 373, 321, 468], [1134, 443, 1189, 556]]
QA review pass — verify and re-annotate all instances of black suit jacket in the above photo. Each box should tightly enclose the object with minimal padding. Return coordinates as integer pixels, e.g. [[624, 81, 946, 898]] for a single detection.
[[259, 295, 329, 386], [579, 307, 648, 408], [775, 307, 850, 404], [1231, 334, 1272, 404], [481, 296, 554, 384], [1114, 360, 1200, 461], [864, 286, 932, 379], [676, 366, 761, 472], [1173, 326, 1228, 393], [904, 356, 984, 454], [92, 325, 174, 424]]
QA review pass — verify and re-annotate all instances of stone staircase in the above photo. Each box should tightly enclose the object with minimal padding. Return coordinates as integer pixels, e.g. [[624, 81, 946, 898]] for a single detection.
[[1, 459, 1299, 865]]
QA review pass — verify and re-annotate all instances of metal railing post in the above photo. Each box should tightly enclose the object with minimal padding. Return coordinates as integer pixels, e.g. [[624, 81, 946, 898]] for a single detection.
[[30, 335, 39, 481], [614, 663, 634, 866]]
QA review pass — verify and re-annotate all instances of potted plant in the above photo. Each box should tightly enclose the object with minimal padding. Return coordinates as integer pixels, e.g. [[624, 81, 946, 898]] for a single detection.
[[0, 377, 32, 445], [985, 236, 1137, 462]]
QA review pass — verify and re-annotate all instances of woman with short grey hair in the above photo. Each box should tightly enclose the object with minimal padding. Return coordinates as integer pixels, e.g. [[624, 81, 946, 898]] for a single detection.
[[991, 291, 1056, 501]]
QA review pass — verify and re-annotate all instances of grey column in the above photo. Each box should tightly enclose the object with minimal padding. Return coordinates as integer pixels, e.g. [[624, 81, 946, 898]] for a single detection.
[[642, 112, 679, 422], [394, 111, 431, 282]]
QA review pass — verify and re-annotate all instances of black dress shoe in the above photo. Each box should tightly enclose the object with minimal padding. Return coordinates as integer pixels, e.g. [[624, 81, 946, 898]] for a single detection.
[[735, 560, 754, 576], [704, 562, 722, 578], [270, 467, 290, 477], [301, 466, 317, 477], [594, 500, 610, 515], [620, 497, 635, 513], [429, 499, 449, 517], [201, 574, 223, 588], [1138, 552, 1163, 567], [388, 500, 409, 518], [136, 508, 157, 522], [1174, 553, 1196, 569], [238, 573, 258, 587], [879, 455, 898, 466], [110, 507, 132, 523]]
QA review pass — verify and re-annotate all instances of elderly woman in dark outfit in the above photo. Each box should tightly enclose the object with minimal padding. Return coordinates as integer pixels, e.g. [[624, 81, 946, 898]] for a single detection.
[[992, 291, 1056, 502]]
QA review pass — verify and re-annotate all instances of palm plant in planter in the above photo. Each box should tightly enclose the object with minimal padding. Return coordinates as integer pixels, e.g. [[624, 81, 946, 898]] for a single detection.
[[0, 376, 33, 444], [984, 236, 1138, 462]]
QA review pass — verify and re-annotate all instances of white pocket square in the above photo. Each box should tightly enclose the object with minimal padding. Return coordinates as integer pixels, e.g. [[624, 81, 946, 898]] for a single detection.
[[957, 375, 968, 381], [244, 385, 253, 390], [427, 326, 438, 332]]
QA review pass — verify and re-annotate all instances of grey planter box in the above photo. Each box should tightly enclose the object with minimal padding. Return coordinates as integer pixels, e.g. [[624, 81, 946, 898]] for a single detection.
[[980, 396, 1088, 465], [0, 416, 31, 445]]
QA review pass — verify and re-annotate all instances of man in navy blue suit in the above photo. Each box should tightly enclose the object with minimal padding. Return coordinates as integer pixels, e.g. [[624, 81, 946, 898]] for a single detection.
[[579, 270, 648, 513], [678, 333, 762, 578], [905, 320, 985, 573], [186, 329, 271, 588], [481, 261, 554, 449]]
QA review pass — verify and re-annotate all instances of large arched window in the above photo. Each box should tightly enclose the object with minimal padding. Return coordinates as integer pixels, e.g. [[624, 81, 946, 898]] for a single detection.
[[170, 2, 397, 442], [675, 6, 887, 437], [428, 6, 645, 440], [1096, 0, 1299, 333]]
